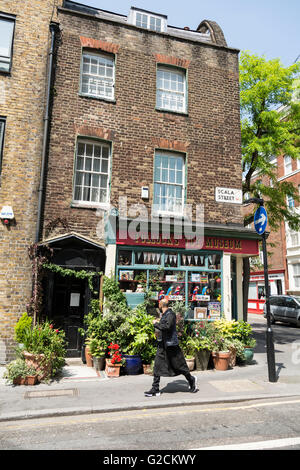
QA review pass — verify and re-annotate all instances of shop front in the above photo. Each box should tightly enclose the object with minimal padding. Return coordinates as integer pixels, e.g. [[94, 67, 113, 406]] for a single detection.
[[109, 228, 259, 322], [248, 269, 285, 314]]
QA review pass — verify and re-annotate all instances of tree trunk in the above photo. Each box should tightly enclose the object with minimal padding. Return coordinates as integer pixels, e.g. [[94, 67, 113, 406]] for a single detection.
[[243, 257, 250, 322]]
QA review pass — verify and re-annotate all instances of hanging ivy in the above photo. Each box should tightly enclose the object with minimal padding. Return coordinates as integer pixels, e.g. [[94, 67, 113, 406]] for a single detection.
[[27, 243, 53, 325], [42, 262, 102, 294]]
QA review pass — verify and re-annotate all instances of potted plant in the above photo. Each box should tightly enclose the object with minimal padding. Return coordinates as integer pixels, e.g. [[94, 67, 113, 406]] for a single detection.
[[139, 343, 156, 374], [84, 338, 94, 367], [20, 320, 66, 382], [226, 337, 245, 367], [3, 358, 37, 386], [242, 337, 257, 363], [180, 335, 196, 371], [190, 322, 214, 371], [105, 343, 125, 377], [119, 303, 156, 375], [193, 335, 213, 371], [89, 337, 106, 371], [210, 332, 232, 371]]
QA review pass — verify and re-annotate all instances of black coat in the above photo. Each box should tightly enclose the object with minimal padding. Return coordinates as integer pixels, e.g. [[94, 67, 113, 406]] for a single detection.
[[154, 308, 190, 377]]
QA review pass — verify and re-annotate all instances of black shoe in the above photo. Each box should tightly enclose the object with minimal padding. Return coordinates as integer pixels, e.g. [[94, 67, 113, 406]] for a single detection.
[[144, 388, 161, 397], [189, 376, 198, 393]]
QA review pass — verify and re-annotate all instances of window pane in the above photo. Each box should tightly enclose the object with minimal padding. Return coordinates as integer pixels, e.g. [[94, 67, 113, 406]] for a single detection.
[[0, 18, 14, 71], [93, 158, 100, 172], [0, 19, 14, 56], [81, 53, 115, 99], [74, 140, 110, 204], [153, 153, 185, 213], [0, 119, 6, 174], [156, 67, 186, 112]]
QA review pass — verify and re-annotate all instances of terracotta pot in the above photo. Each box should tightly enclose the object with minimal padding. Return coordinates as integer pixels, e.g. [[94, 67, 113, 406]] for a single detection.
[[142, 364, 152, 375], [23, 351, 52, 381], [85, 346, 93, 367], [13, 376, 26, 385], [25, 375, 38, 385], [212, 351, 231, 371], [105, 359, 121, 377], [185, 357, 195, 371]]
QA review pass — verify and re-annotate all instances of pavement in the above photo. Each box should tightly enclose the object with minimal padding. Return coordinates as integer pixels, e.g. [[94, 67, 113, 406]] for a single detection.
[[1, 314, 300, 422]]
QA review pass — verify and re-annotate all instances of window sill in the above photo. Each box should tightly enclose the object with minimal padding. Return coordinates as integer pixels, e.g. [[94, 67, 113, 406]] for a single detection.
[[152, 210, 185, 219], [79, 93, 116, 104], [71, 201, 110, 210], [0, 69, 11, 76], [155, 107, 188, 117]]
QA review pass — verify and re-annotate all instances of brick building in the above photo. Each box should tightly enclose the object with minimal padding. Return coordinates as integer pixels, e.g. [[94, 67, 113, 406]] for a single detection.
[[245, 150, 300, 314], [37, 1, 260, 356], [0, 0, 63, 363]]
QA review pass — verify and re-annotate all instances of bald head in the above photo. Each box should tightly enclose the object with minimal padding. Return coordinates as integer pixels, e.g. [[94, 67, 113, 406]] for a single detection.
[[159, 298, 169, 310]]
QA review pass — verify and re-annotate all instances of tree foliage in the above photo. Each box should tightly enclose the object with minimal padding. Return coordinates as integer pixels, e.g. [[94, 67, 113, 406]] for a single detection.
[[240, 51, 300, 230]]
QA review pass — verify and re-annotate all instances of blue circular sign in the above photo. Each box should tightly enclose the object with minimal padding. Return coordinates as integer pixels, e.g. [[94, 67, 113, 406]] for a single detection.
[[254, 206, 268, 235]]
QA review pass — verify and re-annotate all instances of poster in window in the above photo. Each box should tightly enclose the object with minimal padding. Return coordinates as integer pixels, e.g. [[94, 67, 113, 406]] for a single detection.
[[119, 270, 134, 281], [70, 293, 80, 307], [208, 302, 221, 319], [194, 307, 207, 320]]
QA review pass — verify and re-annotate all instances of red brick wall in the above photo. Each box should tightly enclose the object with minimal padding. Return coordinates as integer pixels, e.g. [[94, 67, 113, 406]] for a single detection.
[[43, 9, 243, 242]]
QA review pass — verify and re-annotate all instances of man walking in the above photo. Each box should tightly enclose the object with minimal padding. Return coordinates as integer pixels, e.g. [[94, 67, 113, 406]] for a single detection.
[[144, 298, 198, 397]]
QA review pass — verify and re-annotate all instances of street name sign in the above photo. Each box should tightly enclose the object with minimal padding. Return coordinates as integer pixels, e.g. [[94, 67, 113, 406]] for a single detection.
[[215, 187, 242, 204]]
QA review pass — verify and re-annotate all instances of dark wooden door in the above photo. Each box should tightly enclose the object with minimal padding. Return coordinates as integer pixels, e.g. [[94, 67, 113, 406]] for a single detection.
[[51, 274, 87, 357]]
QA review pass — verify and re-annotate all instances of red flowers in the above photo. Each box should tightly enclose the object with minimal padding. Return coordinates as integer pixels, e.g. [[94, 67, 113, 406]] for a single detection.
[[108, 343, 123, 365]]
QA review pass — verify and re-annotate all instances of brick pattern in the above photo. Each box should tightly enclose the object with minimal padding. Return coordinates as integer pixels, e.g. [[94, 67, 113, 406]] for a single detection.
[[0, 0, 62, 363], [43, 9, 243, 244], [79, 36, 120, 54], [154, 53, 190, 68]]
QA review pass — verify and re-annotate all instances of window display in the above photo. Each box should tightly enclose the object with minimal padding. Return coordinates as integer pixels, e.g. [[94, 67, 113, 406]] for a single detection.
[[116, 248, 222, 320]]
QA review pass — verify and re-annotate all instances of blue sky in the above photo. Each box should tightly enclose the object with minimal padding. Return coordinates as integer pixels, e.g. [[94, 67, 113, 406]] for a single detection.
[[73, 0, 299, 66]]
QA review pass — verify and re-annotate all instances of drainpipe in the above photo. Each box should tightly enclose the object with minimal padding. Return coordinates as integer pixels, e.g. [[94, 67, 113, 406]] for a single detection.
[[35, 22, 59, 243]]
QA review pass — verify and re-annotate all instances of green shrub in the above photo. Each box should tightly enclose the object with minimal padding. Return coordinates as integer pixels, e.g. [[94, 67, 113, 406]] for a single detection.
[[21, 321, 66, 378], [14, 312, 32, 344]]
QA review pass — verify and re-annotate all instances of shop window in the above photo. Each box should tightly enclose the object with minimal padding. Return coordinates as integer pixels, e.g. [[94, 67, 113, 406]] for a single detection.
[[156, 65, 187, 113], [164, 252, 178, 267], [187, 272, 221, 320], [118, 250, 132, 266], [248, 282, 257, 299], [80, 51, 115, 100], [135, 251, 162, 265], [0, 15, 15, 72], [116, 248, 222, 321], [181, 254, 205, 267], [73, 139, 111, 206]]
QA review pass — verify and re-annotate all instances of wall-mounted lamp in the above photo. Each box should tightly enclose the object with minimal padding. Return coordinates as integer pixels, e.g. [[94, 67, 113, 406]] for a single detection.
[[0, 206, 15, 226]]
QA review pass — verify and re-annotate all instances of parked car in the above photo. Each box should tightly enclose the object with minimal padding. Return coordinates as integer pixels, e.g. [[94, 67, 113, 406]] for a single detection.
[[263, 295, 300, 327]]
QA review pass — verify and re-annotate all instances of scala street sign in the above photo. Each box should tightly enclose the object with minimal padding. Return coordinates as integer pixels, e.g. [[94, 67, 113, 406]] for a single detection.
[[254, 206, 268, 235], [215, 187, 243, 204]]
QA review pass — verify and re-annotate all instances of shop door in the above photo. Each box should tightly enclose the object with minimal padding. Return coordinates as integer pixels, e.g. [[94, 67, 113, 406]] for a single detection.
[[51, 274, 86, 357]]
